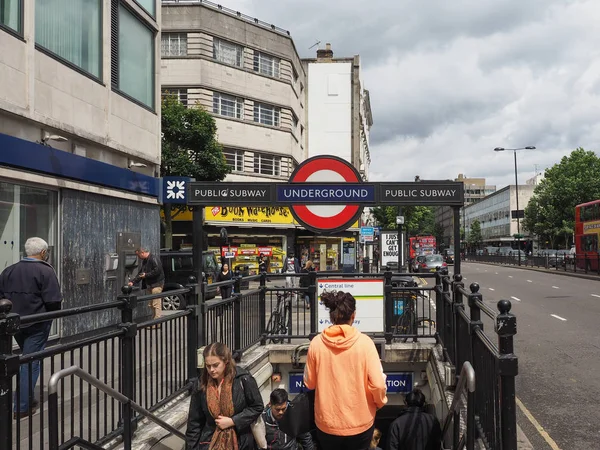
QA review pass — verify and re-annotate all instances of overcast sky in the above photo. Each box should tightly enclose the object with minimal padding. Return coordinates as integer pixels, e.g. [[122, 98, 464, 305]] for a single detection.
[[223, 0, 600, 188]]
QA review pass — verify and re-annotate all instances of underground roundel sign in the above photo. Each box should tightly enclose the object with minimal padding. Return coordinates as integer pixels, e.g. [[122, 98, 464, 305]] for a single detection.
[[289, 156, 364, 234]]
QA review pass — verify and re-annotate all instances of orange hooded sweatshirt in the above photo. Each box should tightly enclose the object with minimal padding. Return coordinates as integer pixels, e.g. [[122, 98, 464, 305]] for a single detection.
[[303, 324, 388, 436]]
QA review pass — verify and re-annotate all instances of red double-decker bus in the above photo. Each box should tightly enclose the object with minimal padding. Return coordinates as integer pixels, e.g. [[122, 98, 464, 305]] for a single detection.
[[574, 200, 600, 270], [409, 235, 436, 260]]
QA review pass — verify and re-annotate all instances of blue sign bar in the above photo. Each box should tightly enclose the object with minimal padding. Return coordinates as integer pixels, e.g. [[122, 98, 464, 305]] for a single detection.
[[361, 226, 375, 236], [288, 373, 305, 394], [276, 183, 376, 204], [386, 372, 414, 394]]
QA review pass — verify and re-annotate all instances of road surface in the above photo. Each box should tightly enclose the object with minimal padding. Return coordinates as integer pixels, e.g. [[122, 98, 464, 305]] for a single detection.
[[461, 262, 600, 450]]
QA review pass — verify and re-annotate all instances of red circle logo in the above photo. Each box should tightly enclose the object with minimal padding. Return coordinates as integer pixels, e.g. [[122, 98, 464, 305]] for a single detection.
[[289, 156, 364, 234]]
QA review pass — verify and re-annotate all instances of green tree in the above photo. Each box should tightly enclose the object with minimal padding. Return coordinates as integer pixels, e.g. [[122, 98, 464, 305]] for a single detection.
[[371, 206, 437, 235], [468, 220, 483, 248], [161, 95, 230, 248], [523, 148, 600, 248]]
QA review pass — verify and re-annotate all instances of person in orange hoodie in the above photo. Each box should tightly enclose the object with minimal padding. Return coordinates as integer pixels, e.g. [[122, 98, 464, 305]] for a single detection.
[[304, 290, 388, 450]]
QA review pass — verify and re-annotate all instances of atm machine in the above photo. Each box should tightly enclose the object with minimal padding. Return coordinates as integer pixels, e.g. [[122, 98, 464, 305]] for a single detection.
[[105, 232, 141, 292]]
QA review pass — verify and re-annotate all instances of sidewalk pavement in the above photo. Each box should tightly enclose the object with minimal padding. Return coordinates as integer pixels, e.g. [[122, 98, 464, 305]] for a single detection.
[[466, 259, 600, 282]]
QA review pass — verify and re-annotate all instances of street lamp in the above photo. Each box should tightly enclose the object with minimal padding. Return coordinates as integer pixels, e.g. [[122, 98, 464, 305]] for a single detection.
[[494, 146, 536, 265]]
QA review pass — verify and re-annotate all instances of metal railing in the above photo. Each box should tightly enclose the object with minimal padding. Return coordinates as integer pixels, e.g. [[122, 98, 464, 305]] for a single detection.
[[442, 361, 476, 450], [466, 252, 600, 275], [435, 272, 519, 450], [47, 365, 185, 450]]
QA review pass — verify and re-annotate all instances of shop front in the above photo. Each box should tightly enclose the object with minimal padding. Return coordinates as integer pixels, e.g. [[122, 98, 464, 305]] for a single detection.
[[295, 228, 359, 272]]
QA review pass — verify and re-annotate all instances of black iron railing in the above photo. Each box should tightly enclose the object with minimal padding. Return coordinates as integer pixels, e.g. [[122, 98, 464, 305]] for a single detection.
[[466, 252, 600, 275]]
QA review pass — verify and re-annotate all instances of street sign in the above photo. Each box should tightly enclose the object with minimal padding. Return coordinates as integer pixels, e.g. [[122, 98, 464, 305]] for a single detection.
[[379, 183, 464, 206], [160, 177, 191, 204], [361, 227, 375, 236], [188, 182, 275, 205], [396, 216, 404, 225], [385, 372, 414, 394], [276, 183, 376, 204], [288, 156, 364, 233]]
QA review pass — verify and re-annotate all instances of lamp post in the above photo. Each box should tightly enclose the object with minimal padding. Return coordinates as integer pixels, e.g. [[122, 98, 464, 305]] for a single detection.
[[494, 146, 536, 265]]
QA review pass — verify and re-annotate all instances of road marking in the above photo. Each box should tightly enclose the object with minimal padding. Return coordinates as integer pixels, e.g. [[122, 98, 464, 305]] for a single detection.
[[495, 272, 499, 274], [552, 286, 559, 289], [592, 294, 600, 298], [527, 280, 532, 283], [551, 314, 567, 321], [488, 288, 495, 291], [508, 275, 513, 278], [516, 398, 561, 450], [511, 296, 521, 302]]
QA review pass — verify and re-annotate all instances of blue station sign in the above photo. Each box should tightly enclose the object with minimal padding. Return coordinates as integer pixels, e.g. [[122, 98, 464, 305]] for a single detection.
[[288, 373, 306, 394], [386, 372, 414, 394], [276, 183, 376, 204]]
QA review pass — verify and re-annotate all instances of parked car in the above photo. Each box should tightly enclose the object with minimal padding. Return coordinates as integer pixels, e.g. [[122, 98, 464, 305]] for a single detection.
[[417, 254, 448, 273], [159, 250, 220, 310], [443, 249, 455, 264], [483, 246, 499, 255]]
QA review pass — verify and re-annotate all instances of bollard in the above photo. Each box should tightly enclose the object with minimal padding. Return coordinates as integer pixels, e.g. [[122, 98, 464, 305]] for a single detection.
[[117, 285, 138, 449], [496, 300, 518, 450], [0, 299, 20, 450]]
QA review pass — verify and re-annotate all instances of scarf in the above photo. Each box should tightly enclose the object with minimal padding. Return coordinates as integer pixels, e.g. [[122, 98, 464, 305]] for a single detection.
[[207, 377, 238, 450]]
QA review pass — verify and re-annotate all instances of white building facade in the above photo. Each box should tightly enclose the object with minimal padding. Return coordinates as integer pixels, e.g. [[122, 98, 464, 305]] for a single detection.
[[0, 0, 162, 335]]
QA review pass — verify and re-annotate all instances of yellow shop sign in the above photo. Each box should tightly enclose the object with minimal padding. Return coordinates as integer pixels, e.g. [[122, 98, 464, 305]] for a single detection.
[[205, 206, 296, 225]]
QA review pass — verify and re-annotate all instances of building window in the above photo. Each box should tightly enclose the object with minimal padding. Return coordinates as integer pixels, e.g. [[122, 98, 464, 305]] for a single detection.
[[112, 1, 155, 109], [161, 88, 188, 107], [212, 92, 243, 119], [213, 38, 242, 67], [292, 67, 298, 83], [254, 153, 281, 177], [253, 51, 280, 78], [292, 113, 298, 132], [254, 103, 280, 127], [161, 32, 187, 57], [134, 0, 154, 17], [1, 0, 21, 33], [35, 0, 102, 78], [223, 148, 244, 172]]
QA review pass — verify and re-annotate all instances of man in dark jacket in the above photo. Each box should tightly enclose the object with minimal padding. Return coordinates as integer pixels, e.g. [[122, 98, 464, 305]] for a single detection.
[[0, 237, 62, 419], [387, 389, 442, 450], [262, 389, 314, 450], [128, 247, 165, 319]]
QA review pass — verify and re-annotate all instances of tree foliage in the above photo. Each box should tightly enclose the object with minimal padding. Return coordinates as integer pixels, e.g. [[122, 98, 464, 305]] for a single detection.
[[467, 220, 483, 248], [371, 206, 438, 235], [161, 95, 230, 247], [523, 148, 600, 248]]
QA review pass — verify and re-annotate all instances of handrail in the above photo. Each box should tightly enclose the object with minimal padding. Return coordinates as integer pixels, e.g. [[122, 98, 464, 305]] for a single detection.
[[48, 366, 186, 450], [441, 361, 476, 450]]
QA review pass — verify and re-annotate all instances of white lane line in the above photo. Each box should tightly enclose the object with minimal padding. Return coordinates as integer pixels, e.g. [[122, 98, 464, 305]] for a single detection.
[[551, 314, 567, 321], [511, 296, 521, 302], [527, 280, 533, 283], [488, 288, 495, 291], [495, 272, 499, 275], [508, 275, 513, 278], [552, 286, 560, 289], [592, 294, 600, 298]]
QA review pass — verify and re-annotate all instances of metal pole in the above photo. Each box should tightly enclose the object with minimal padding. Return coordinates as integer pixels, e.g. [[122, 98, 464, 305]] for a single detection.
[[193, 206, 205, 294], [514, 150, 521, 266], [453, 207, 461, 275], [397, 206, 403, 273]]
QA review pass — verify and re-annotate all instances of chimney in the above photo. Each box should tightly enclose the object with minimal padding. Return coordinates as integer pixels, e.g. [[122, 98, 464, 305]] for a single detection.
[[317, 43, 333, 60]]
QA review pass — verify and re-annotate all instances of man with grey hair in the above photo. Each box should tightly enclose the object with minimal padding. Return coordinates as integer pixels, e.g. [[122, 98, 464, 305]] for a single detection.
[[0, 237, 62, 419], [128, 246, 164, 320]]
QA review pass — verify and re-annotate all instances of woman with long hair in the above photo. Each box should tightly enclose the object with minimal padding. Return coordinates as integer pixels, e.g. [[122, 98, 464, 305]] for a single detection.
[[185, 343, 264, 449], [304, 291, 388, 450], [217, 263, 233, 299]]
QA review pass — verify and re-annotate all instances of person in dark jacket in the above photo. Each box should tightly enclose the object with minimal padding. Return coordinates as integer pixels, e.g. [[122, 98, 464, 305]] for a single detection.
[[387, 389, 442, 450], [0, 237, 62, 419], [299, 261, 315, 309], [186, 342, 264, 450], [262, 389, 314, 450], [128, 247, 164, 319], [217, 263, 233, 299]]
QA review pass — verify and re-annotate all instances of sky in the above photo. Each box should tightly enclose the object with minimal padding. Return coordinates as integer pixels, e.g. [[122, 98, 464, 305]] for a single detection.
[[222, 0, 600, 188]]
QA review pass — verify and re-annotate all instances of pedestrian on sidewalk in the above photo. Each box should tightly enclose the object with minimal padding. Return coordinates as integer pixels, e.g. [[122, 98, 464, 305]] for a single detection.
[[284, 251, 301, 301], [217, 263, 233, 299], [386, 389, 441, 450], [304, 291, 388, 450], [299, 260, 315, 309], [0, 237, 62, 419], [261, 388, 315, 450], [128, 246, 164, 320], [186, 342, 264, 450]]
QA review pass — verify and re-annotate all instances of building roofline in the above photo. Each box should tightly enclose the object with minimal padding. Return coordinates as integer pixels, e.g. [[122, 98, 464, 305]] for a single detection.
[[464, 184, 535, 210]]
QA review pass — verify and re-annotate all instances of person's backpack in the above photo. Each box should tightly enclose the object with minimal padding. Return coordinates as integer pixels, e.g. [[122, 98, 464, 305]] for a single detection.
[[278, 389, 316, 438]]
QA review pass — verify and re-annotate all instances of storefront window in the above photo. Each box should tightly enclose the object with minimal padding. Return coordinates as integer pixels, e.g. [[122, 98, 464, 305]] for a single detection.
[[207, 235, 286, 275], [298, 237, 340, 272], [0, 182, 59, 333]]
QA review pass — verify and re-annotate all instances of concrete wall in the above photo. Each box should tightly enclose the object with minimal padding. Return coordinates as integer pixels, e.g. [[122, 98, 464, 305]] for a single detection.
[[0, 0, 161, 172], [60, 189, 160, 335], [306, 62, 352, 161]]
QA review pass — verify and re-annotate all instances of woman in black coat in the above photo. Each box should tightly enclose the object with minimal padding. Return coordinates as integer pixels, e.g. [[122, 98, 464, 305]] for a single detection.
[[185, 342, 264, 450], [217, 263, 233, 299]]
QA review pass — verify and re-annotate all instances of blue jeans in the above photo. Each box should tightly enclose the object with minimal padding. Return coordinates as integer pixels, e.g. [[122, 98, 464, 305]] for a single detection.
[[14, 321, 52, 412]]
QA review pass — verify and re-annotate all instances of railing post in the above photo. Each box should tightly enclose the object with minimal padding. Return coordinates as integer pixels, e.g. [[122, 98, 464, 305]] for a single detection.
[[441, 272, 455, 365], [185, 276, 200, 384], [198, 282, 207, 348], [467, 283, 483, 365], [0, 299, 20, 450], [434, 270, 444, 346], [117, 286, 138, 450], [452, 274, 465, 373], [308, 270, 318, 339], [259, 273, 267, 345], [384, 271, 393, 344], [233, 278, 242, 351], [234, 275, 242, 296], [496, 300, 518, 450]]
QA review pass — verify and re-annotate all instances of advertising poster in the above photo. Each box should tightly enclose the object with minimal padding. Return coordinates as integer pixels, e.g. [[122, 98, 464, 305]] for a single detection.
[[317, 278, 384, 332], [380, 231, 398, 268]]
